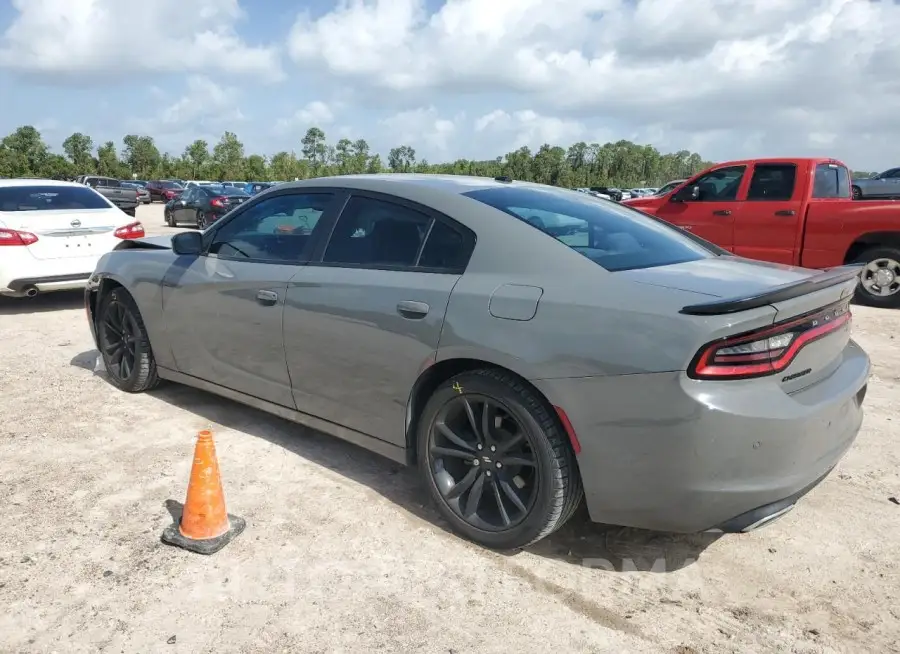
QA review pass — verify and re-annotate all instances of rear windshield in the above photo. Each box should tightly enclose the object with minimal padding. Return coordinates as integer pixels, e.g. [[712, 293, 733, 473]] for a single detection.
[[0, 185, 112, 211], [463, 186, 719, 271], [812, 163, 851, 198]]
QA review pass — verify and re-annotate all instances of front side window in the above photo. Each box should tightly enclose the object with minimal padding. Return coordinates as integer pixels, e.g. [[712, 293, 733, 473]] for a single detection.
[[812, 163, 851, 199], [463, 186, 719, 272], [0, 185, 113, 211], [208, 192, 335, 262], [689, 166, 746, 201], [746, 164, 797, 201]]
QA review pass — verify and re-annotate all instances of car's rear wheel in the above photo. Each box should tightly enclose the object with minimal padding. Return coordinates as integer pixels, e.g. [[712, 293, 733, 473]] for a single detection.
[[417, 369, 583, 550], [851, 186, 862, 200], [854, 246, 900, 308], [197, 211, 208, 230], [96, 288, 160, 393]]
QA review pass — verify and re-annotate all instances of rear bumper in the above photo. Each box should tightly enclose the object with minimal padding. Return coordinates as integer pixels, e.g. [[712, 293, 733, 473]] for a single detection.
[[1, 272, 93, 296], [533, 339, 870, 533]]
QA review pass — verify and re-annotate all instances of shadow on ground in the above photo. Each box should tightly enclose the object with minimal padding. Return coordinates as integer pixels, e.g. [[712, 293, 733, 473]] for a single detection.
[[71, 349, 720, 572], [0, 290, 85, 316]]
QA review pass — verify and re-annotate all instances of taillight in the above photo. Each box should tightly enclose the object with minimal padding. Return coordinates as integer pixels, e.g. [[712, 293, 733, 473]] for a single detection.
[[0, 228, 38, 246], [114, 222, 145, 239], [210, 196, 226, 208], [688, 300, 852, 380]]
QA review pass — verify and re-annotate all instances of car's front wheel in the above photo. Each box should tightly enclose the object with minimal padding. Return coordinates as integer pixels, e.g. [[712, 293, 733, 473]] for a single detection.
[[96, 287, 160, 393], [165, 209, 175, 227], [417, 369, 583, 550]]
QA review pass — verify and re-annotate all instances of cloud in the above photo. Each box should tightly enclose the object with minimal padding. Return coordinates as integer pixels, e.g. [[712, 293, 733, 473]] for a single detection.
[[378, 107, 462, 160], [474, 110, 592, 152], [286, 0, 900, 167], [275, 101, 336, 134], [0, 0, 283, 81]]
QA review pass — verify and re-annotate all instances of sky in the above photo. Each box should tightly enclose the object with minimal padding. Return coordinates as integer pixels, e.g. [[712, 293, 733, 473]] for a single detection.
[[1, 0, 899, 170]]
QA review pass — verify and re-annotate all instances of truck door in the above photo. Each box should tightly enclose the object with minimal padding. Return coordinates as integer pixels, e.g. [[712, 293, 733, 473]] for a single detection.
[[733, 162, 803, 265], [655, 164, 746, 250]]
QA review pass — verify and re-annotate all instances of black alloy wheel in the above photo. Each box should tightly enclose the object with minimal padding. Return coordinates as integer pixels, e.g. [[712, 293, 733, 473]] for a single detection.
[[418, 369, 583, 550], [165, 209, 175, 226], [430, 393, 539, 532], [96, 289, 159, 393], [197, 210, 208, 230]]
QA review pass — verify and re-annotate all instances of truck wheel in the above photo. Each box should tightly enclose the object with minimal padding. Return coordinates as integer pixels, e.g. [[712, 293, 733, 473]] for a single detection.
[[851, 186, 862, 200], [854, 246, 900, 308]]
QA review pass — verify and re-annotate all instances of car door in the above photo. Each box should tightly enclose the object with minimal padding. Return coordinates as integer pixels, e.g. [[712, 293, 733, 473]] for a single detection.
[[655, 165, 746, 251], [162, 190, 343, 407], [283, 192, 475, 447], [878, 168, 900, 197], [732, 162, 803, 265], [173, 187, 196, 223]]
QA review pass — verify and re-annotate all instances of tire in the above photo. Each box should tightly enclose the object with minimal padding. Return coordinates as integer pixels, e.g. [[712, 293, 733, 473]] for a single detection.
[[165, 209, 175, 227], [853, 246, 900, 309], [197, 211, 208, 230], [852, 186, 862, 200], [96, 287, 161, 393], [417, 369, 583, 550]]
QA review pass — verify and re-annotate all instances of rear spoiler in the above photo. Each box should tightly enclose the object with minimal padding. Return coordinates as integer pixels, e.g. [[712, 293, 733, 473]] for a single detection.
[[679, 264, 863, 316]]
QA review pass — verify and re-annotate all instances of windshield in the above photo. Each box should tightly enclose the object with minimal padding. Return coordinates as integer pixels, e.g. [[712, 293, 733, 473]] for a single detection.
[[463, 186, 719, 272], [0, 185, 112, 211], [656, 180, 684, 195]]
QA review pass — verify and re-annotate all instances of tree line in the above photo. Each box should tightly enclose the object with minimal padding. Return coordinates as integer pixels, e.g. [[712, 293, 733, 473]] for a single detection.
[[0, 124, 877, 188]]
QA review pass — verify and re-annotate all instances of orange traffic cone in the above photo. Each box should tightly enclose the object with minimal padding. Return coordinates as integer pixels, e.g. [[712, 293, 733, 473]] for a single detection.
[[161, 429, 246, 554]]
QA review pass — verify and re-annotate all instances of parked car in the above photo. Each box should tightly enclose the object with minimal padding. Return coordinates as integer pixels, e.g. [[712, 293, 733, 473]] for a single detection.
[[0, 179, 144, 297], [79, 176, 139, 216], [164, 184, 250, 229], [85, 174, 869, 550], [121, 182, 151, 204], [590, 186, 624, 201], [850, 168, 900, 200], [147, 180, 184, 203], [622, 158, 900, 308]]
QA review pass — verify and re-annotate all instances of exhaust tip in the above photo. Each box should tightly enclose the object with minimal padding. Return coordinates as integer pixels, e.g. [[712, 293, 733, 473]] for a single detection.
[[23, 286, 38, 298]]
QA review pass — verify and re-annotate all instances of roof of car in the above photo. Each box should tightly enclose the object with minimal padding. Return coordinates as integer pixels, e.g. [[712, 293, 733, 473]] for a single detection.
[[0, 178, 83, 188], [281, 173, 542, 197]]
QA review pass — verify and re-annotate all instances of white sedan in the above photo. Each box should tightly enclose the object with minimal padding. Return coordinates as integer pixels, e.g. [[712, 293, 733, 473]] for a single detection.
[[0, 179, 145, 298]]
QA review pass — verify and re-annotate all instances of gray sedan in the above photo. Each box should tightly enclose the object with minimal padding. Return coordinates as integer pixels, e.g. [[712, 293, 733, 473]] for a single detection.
[[84, 174, 870, 550], [851, 167, 900, 199]]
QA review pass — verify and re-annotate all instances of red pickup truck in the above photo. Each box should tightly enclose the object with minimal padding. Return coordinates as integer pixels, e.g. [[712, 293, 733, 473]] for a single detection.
[[622, 157, 900, 308]]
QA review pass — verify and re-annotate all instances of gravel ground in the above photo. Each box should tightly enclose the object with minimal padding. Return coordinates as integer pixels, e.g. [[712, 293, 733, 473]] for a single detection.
[[0, 204, 898, 653]]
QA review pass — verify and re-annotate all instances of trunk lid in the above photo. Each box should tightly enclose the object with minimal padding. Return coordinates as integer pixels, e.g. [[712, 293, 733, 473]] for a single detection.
[[618, 256, 859, 393], [0, 208, 125, 261]]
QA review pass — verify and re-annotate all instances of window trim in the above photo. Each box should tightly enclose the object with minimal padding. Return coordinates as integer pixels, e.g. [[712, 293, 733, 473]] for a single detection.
[[200, 186, 345, 266], [307, 189, 476, 275], [745, 162, 798, 202]]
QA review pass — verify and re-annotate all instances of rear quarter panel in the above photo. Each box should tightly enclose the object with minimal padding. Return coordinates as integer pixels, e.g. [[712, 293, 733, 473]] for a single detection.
[[93, 249, 179, 369]]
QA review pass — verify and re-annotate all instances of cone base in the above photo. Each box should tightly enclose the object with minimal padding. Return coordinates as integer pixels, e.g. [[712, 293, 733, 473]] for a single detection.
[[161, 514, 246, 555]]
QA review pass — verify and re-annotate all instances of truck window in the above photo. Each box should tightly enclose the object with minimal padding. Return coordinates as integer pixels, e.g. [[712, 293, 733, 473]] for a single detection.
[[812, 163, 851, 199], [746, 164, 796, 201], [690, 165, 746, 201]]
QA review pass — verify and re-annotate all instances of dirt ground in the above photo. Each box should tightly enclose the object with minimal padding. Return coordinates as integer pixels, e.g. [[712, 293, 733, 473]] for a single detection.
[[0, 204, 898, 653]]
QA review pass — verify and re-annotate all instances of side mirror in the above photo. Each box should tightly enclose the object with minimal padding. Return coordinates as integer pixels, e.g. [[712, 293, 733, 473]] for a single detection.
[[172, 231, 202, 255], [672, 185, 700, 202]]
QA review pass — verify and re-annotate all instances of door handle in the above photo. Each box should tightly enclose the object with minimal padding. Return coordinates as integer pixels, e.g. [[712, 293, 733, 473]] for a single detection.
[[775, 210, 796, 216], [397, 300, 429, 319], [256, 290, 279, 306], [712, 209, 731, 216]]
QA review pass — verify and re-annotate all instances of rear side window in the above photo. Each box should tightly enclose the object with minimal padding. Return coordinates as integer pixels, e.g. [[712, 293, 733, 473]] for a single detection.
[[812, 163, 851, 199], [0, 185, 112, 211], [463, 186, 718, 272], [322, 196, 474, 271], [747, 164, 796, 201]]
